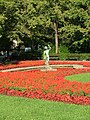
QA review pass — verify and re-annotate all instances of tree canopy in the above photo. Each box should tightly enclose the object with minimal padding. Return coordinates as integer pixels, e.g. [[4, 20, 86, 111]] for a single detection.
[[0, 0, 90, 53]]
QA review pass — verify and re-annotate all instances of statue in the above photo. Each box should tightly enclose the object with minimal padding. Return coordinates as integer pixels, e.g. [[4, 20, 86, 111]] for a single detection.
[[41, 44, 57, 71], [43, 44, 51, 66]]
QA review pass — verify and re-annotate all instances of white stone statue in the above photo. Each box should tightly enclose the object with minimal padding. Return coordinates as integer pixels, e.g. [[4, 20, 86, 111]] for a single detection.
[[43, 45, 51, 66]]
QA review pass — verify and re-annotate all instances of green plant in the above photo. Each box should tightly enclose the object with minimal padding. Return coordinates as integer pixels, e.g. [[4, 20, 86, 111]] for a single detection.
[[59, 45, 70, 53], [8, 86, 26, 91]]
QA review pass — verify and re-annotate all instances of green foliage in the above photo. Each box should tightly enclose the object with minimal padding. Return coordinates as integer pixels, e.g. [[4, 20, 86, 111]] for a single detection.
[[58, 53, 90, 61], [0, 0, 90, 53], [58, 53, 67, 60], [65, 53, 90, 60], [9, 86, 26, 91], [19, 50, 42, 60], [59, 45, 69, 53], [57, 45, 69, 60]]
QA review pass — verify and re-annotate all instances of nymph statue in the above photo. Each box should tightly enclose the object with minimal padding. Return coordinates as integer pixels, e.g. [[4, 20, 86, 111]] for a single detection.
[[43, 44, 51, 66]]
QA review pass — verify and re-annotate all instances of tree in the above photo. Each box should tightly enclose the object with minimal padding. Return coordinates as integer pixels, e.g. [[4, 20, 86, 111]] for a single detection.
[[59, 0, 90, 53], [0, 0, 90, 53]]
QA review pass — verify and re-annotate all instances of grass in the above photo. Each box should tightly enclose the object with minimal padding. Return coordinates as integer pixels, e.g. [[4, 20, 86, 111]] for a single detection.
[[65, 73, 90, 82], [0, 95, 90, 120]]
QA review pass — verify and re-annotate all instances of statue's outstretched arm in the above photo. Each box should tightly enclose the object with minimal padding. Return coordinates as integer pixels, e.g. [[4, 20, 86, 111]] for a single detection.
[[48, 45, 51, 50]]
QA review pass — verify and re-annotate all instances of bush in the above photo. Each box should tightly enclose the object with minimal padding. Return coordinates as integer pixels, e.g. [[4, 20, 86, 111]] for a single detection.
[[59, 53, 90, 61]]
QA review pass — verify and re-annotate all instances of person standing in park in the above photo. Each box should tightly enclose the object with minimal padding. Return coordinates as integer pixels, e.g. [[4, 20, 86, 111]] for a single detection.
[[43, 44, 51, 66]]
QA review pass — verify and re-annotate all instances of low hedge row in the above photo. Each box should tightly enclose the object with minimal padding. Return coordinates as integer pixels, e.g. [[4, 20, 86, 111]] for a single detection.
[[59, 53, 90, 61]]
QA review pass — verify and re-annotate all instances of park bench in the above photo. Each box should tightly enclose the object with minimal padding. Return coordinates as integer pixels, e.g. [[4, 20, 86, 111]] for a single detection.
[[50, 54, 59, 60]]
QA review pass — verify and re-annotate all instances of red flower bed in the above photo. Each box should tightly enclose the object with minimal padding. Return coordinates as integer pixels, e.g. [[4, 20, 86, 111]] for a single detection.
[[0, 60, 45, 70], [0, 60, 90, 105], [0, 88, 90, 105]]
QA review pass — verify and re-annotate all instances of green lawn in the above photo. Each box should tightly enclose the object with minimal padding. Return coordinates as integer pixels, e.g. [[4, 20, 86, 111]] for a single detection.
[[65, 73, 90, 82], [0, 95, 90, 120]]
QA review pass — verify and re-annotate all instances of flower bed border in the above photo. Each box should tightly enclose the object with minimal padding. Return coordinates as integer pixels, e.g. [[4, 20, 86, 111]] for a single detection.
[[0, 87, 90, 105]]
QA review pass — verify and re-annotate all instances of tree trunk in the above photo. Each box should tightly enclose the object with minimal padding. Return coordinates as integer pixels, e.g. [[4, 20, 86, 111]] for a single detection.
[[54, 22, 58, 54]]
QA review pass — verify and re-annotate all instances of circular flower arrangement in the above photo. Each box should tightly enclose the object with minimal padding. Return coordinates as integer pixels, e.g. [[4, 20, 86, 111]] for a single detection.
[[0, 60, 90, 105]]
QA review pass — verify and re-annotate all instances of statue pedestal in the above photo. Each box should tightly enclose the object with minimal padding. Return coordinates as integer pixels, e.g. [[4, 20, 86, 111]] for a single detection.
[[41, 65, 57, 71]]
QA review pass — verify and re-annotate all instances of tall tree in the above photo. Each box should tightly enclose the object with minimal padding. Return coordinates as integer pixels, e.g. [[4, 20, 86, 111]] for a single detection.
[[0, 0, 90, 53]]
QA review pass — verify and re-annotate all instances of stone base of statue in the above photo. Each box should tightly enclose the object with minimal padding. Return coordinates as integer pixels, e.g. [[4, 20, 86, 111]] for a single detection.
[[41, 64, 57, 71]]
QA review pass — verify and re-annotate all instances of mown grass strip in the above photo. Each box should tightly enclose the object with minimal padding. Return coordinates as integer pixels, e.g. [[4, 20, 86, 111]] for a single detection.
[[0, 95, 90, 120], [65, 73, 90, 82]]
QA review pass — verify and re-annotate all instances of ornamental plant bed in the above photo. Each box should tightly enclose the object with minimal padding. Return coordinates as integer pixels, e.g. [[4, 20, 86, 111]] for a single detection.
[[0, 60, 90, 70], [0, 60, 90, 105]]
